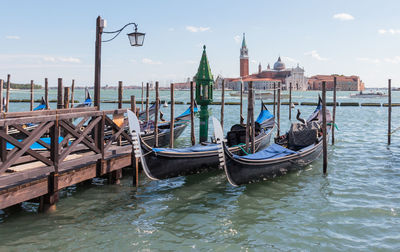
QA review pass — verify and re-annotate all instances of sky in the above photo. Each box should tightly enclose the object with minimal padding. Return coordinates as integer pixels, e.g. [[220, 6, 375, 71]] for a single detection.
[[1, 0, 400, 87]]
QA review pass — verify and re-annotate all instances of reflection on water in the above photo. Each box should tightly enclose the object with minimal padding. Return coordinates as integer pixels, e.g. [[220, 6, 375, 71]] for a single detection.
[[1, 90, 400, 251]]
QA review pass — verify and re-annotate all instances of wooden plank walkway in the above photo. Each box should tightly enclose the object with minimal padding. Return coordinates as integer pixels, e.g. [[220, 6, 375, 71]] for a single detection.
[[0, 108, 136, 210]]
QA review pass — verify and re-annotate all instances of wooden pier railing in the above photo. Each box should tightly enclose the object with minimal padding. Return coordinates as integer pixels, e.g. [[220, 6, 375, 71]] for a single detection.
[[0, 108, 134, 210]]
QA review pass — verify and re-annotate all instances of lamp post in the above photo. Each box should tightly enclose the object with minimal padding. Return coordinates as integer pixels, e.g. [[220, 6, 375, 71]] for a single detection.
[[94, 16, 145, 109], [195, 45, 214, 143]]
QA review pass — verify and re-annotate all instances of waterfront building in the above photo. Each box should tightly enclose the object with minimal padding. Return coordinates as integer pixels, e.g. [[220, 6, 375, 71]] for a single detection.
[[308, 75, 365, 91]]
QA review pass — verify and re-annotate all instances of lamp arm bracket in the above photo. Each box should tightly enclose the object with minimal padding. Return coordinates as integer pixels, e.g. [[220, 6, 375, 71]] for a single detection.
[[102, 23, 138, 43]]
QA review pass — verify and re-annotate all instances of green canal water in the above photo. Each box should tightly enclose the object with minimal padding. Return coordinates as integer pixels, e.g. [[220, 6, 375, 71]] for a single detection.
[[0, 89, 399, 251]]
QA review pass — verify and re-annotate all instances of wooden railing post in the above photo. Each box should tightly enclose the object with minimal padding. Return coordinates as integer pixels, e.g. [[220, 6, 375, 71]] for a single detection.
[[44, 121, 60, 210]]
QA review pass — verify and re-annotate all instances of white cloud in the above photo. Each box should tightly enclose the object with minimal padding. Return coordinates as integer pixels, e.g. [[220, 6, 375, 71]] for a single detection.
[[384, 56, 400, 64], [186, 26, 210, 32], [333, 13, 354, 21], [129, 59, 137, 63], [5, 35, 20, 40], [356, 57, 380, 64], [304, 50, 329, 61], [282, 56, 297, 63], [378, 29, 400, 35], [168, 27, 175, 32], [0, 54, 81, 64], [234, 35, 241, 44], [142, 58, 162, 65], [58, 57, 81, 63]]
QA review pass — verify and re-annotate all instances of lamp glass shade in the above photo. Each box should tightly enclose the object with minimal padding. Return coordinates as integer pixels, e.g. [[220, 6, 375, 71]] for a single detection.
[[127, 31, 145, 46]]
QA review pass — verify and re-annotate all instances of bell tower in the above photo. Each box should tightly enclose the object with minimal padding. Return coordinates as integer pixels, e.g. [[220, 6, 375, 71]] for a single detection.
[[240, 33, 249, 77]]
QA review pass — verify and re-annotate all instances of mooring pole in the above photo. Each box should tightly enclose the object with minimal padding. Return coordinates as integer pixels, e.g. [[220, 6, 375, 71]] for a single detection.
[[94, 16, 103, 110], [44, 78, 49, 109], [146, 82, 149, 122], [322, 81, 328, 174], [246, 81, 254, 153], [190, 81, 196, 145], [170, 83, 175, 148], [289, 82, 292, 120], [57, 78, 63, 109], [221, 79, 225, 130], [154, 81, 159, 147], [0, 79, 3, 112], [118, 81, 123, 109], [273, 82, 276, 117], [5, 74, 10, 112], [277, 82, 281, 137], [250, 82, 255, 153], [332, 77, 337, 145], [141, 82, 144, 112], [64, 87, 70, 109], [240, 80, 244, 124], [131, 95, 136, 114], [71, 79, 75, 108], [388, 79, 392, 145], [30, 80, 34, 111]]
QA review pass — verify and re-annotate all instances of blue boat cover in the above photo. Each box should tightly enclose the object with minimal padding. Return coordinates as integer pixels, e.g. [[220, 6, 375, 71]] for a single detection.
[[33, 103, 46, 111], [7, 137, 65, 150], [233, 143, 297, 160], [84, 98, 92, 106], [256, 109, 273, 124], [176, 106, 199, 119], [153, 143, 219, 153]]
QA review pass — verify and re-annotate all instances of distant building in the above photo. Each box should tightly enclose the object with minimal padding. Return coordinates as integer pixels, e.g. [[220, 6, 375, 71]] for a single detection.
[[226, 34, 309, 91], [308, 75, 365, 91]]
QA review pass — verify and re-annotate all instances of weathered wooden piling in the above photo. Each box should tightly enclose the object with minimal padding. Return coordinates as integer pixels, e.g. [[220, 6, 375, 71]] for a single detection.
[[6, 74, 10, 112], [57, 78, 63, 109], [118, 81, 123, 109], [170, 83, 175, 148], [64, 87, 70, 109], [221, 79, 225, 130], [45, 78, 49, 109], [190, 81, 196, 145], [289, 82, 292, 120], [250, 82, 255, 153], [154, 81, 159, 147], [141, 82, 144, 111], [322, 81, 328, 174], [131, 95, 136, 115], [332, 77, 337, 145], [246, 82, 255, 153], [388, 79, 392, 145], [146, 82, 149, 122], [30, 80, 34, 111], [273, 82, 276, 117], [71, 80, 75, 108], [277, 82, 281, 137], [240, 80, 244, 124], [0, 79, 3, 112]]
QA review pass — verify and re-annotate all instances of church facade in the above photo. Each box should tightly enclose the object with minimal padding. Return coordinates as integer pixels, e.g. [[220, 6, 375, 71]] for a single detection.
[[224, 34, 309, 91]]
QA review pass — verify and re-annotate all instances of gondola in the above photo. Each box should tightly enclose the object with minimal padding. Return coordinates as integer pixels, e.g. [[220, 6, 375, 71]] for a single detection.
[[138, 103, 160, 121], [75, 88, 92, 108], [128, 103, 275, 180], [33, 96, 47, 111], [213, 97, 332, 186]]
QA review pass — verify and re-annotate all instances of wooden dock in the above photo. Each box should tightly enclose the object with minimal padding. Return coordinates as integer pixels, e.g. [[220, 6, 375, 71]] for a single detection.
[[0, 107, 135, 211]]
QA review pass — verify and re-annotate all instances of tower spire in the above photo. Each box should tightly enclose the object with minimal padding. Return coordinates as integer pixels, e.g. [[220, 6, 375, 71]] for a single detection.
[[240, 33, 249, 77]]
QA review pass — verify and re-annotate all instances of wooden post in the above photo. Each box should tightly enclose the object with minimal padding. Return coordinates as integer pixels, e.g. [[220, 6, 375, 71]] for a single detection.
[[45, 78, 49, 109], [154, 81, 159, 147], [250, 82, 255, 153], [30, 80, 34, 111], [322, 81, 328, 174], [94, 16, 103, 110], [0, 79, 3, 112], [289, 82, 292, 120], [5, 74, 10, 112], [64, 87, 70, 109], [246, 82, 254, 153], [221, 79, 225, 130], [134, 156, 139, 188], [57, 78, 63, 109], [131, 95, 136, 114], [277, 82, 281, 137], [118, 81, 123, 109], [190, 81, 196, 145], [240, 80, 244, 124], [388, 79, 392, 145], [273, 82, 276, 117], [146, 82, 149, 122], [332, 77, 337, 145], [141, 81, 144, 111], [170, 83, 175, 148], [71, 79, 75, 108]]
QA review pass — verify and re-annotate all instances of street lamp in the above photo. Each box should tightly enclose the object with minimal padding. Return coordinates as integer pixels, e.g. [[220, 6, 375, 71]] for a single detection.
[[94, 16, 145, 109]]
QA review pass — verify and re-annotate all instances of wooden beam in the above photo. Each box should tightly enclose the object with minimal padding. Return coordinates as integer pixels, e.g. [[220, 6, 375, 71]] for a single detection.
[[170, 83, 174, 148]]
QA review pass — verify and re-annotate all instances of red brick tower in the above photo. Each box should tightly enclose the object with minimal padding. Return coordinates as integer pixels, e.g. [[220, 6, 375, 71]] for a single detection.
[[240, 33, 249, 77]]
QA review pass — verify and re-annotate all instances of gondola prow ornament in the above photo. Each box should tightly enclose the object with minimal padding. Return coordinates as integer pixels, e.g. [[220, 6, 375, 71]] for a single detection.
[[195, 45, 214, 143]]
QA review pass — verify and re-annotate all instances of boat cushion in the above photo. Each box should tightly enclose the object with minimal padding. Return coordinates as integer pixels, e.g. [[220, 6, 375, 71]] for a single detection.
[[233, 143, 297, 160], [288, 122, 319, 148], [153, 144, 219, 153]]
